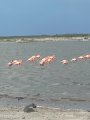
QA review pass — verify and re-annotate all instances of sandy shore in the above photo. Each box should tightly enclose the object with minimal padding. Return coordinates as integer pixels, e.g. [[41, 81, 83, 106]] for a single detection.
[[0, 106, 90, 120], [1, 36, 90, 42]]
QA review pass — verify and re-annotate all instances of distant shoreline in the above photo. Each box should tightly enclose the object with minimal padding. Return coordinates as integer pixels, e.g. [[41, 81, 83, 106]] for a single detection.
[[0, 34, 90, 42]]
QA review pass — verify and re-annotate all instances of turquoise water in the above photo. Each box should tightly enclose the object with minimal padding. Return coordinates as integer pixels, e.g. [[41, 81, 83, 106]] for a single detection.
[[0, 41, 90, 110]]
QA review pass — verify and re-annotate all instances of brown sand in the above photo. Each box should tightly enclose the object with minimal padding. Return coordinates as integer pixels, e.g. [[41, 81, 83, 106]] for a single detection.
[[0, 106, 90, 120]]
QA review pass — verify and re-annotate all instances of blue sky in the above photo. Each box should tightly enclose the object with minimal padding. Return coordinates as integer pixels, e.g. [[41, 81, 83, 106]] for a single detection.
[[0, 0, 90, 36]]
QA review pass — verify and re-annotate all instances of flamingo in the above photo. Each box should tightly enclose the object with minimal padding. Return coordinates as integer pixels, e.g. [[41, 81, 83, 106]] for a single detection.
[[13, 60, 23, 65], [8, 59, 23, 66], [78, 56, 85, 60], [70, 58, 77, 62], [39, 55, 55, 66], [61, 60, 68, 64], [39, 57, 48, 66], [47, 55, 55, 63], [27, 54, 41, 63], [8, 60, 14, 66], [84, 54, 90, 59]]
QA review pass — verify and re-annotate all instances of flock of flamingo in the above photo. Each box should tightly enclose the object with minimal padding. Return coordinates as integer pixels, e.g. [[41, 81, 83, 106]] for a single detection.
[[7, 53, 90, 67]]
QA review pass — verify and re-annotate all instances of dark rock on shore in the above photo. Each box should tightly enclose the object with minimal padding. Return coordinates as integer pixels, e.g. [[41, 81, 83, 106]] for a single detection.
[[23, 103, 37, 113]]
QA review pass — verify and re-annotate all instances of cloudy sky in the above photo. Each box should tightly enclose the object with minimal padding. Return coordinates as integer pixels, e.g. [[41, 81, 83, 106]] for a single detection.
[[0, 0, 90, 36]]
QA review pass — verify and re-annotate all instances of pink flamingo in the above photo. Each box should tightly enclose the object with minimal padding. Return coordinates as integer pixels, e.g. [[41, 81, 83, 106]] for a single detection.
[[61, 60, 68, 64], [47, 55, 55, 63], [78, 56, 85, 60], [84, 54, 90, 59], [13, 60, 23, 65], [39, 57, 48, 66], [27, 54, 41, 63], [39, 55, 55, 66], [8, 60, 14, 66], [70, 58, 77, 62], [8, 59, 23, 66]]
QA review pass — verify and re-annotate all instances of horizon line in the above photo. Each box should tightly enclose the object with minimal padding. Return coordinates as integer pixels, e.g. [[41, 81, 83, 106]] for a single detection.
[[0, 33, 90, 38]]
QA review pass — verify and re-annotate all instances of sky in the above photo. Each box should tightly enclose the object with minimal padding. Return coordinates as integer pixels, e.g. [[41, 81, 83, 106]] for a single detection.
[[0, 0, 90, 36]]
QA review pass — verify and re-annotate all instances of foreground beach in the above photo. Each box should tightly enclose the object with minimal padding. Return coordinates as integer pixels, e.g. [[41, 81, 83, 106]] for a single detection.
[[0, 106, 90, 120]]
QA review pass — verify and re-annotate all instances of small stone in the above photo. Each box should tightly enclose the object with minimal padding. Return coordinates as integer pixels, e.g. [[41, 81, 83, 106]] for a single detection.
[[22, 116, 25, 119]]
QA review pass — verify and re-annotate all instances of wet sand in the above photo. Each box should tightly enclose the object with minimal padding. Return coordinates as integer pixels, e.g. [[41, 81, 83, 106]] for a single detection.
[[0, 106, 90, 120]]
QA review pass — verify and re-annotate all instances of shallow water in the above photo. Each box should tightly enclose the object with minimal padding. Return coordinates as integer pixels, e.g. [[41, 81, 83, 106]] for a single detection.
[[0, 41, 90, 110]]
